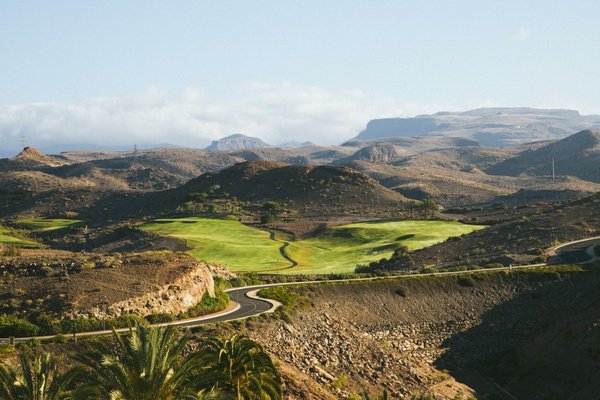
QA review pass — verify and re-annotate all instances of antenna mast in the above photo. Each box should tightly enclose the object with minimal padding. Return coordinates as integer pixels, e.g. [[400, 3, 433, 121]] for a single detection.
[[552, 158, 555, 181], [20, 131, 26, 148]]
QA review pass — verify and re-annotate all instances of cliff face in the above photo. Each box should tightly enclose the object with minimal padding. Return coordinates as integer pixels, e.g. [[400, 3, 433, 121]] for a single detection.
[[1, 251, 216, 320], [90, 261, 215, 318]]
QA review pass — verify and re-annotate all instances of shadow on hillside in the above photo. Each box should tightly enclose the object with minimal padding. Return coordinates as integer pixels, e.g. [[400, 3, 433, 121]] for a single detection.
[[434, 267, 600, 400]]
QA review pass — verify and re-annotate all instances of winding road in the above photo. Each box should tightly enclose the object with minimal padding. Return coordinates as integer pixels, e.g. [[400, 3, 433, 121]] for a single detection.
[[2, 236, 599, 344]]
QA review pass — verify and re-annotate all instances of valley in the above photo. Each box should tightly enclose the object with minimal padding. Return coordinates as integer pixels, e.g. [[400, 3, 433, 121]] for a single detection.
[[1, 110, 600, 399]]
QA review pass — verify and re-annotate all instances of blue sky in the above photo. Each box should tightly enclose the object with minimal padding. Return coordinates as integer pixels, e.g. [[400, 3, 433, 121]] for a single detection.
[[1, 0, 599, 151]]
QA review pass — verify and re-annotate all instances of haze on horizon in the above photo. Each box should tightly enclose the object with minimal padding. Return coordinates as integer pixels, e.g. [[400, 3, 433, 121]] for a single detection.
[[1, 0, 599, 155]]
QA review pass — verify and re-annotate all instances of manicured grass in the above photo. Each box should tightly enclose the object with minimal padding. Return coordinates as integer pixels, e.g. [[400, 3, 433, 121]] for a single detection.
[[142, 218, 486, 275], [141, 218, 290, 273], [0, 227, 39, 247], [285, 220, 486, 274], [17, 217, 83, 232]]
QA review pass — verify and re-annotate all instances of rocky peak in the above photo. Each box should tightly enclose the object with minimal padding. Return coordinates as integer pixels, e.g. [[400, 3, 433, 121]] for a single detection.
[[13, 146, 67, 167], [205, 134, 270, 151]]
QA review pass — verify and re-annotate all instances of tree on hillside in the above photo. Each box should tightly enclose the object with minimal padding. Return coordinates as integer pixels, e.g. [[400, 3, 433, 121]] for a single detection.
[[0, 352, 89, 400], [196, 334, 282, 400], [420, 196, 437, 220]]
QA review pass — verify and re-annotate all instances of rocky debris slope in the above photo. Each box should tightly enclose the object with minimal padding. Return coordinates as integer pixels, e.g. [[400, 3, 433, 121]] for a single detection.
[[254, 269, 597, 399]]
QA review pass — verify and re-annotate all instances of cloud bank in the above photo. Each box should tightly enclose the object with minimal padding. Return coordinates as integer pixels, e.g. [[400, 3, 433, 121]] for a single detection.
[[0, 83, 484, 155]]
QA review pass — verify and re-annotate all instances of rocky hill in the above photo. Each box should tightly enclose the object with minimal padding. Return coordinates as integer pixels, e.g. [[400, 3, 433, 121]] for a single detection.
[[486, 129, 600, 182], [408, 192, 600, 268], [338, 144, 402, 163], [0, 148, 243, 192], [176, 161, 408, 216], [353, 108, 600, 147], [205, 133, 270, 151]]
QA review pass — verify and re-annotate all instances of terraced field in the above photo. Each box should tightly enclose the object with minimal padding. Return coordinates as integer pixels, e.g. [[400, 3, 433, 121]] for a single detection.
[[142, 218, 485, 274]]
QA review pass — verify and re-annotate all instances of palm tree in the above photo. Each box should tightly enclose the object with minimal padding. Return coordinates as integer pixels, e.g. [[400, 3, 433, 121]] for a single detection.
[[77, 324, 205, 400], [196, 334, 282, 400], [0, 352, 87, 400]]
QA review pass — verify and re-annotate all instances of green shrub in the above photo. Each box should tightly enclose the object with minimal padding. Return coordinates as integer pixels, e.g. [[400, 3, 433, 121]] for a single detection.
[[0, 344, 15, 353], [50, 334, 68, 343], [145, 313, 176, 324], [260, 214, 276, 224], [0, 315, 40, 336], [16, 338, 41, 350], [59, 317, 102, 333], [457, 276, 476, 288], [395, 287, 408, 297], [112, 314, 148, 328], [263, 201, 281, 211], [258, 286, 298, 308], [183, 289, 230, 318]]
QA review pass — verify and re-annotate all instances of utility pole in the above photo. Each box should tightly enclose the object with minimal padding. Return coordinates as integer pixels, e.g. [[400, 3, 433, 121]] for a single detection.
[[552, 158, 555, 181]]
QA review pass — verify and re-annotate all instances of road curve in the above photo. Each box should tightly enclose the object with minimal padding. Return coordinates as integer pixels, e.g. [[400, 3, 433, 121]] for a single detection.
[[2, 236, 599, 344]]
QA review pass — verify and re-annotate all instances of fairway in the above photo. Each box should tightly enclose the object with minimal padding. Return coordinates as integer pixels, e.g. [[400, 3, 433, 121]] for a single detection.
[[18, 217, 83, 232], [0, 226, 39, 247], [286, 220, 485, 274], [142, 218, 290, 273], [142, 218, 485, 274]]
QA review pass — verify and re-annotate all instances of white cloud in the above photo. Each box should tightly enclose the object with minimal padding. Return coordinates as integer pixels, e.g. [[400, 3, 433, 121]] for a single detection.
[[0, 83, 486, 154], [512, 26, 530, 42]]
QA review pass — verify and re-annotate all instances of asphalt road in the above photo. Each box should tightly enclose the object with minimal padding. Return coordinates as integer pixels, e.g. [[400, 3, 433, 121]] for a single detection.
[[2, 236, 599, 344], [549, 237, 600, 264]]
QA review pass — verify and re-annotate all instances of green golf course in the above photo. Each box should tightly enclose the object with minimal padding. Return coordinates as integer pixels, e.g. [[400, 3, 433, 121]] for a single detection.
[[17, 217, 83, 232], [142, 218, 486, 274], [0, 226, 39, 247]]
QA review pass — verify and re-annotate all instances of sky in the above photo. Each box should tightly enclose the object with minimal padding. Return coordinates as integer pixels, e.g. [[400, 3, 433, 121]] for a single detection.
[[1, 0, 600, 153]]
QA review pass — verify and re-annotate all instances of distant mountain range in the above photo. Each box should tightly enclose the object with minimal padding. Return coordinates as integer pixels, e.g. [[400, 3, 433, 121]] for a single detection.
[[353, 107, 600, 147]]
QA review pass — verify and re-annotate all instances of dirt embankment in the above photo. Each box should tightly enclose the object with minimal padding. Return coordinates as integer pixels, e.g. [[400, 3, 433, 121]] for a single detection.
[[254, 267, 600, 399], [0, 251, 214, 319]]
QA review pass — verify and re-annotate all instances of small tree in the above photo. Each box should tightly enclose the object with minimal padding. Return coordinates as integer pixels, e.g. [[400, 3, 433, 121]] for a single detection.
[[260, 214, 276, 224], [420, 196, 437, 220]]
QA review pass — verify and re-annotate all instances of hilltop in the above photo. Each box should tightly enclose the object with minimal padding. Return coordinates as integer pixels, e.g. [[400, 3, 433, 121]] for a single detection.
[[204, 133, 270, 151], [175, 160, 408, 217], [486, 129, 600, 182]]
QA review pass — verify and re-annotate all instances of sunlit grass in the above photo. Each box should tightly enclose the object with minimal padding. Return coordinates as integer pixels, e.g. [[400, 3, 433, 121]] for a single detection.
[[142, 217, 485, 275], [17, 217, 83, 232]]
